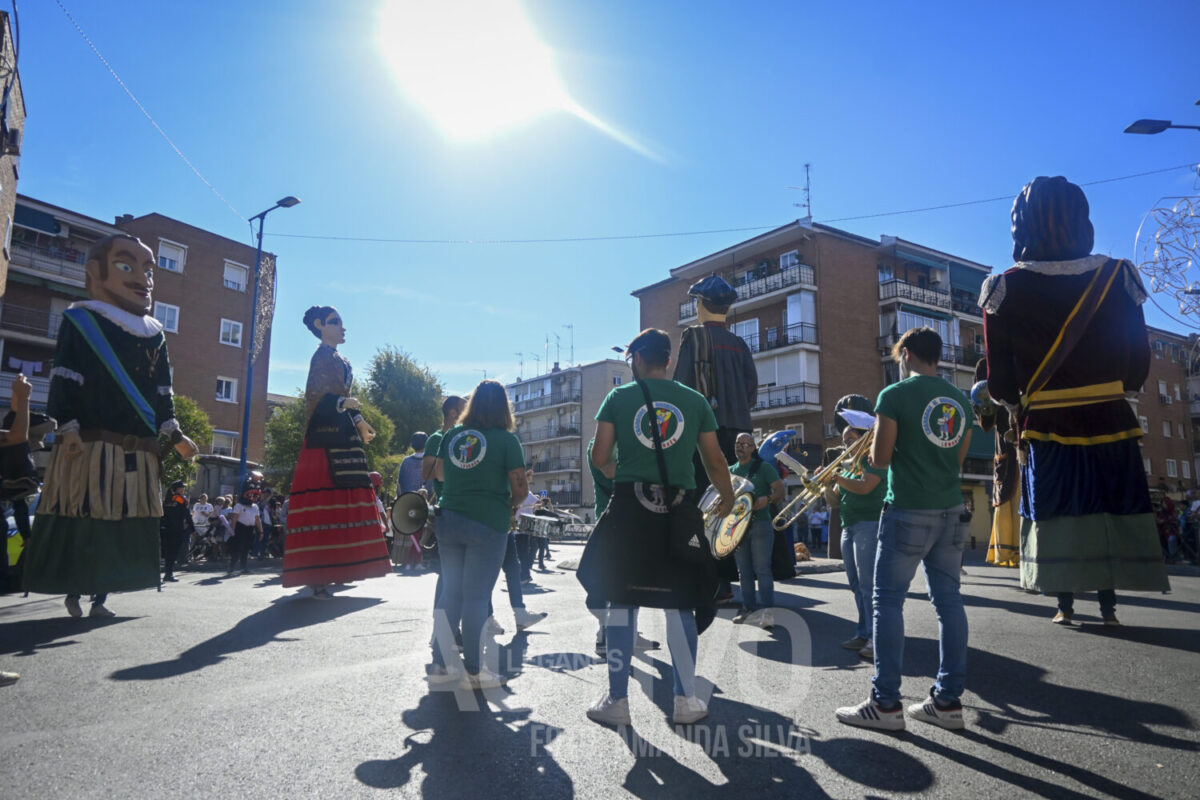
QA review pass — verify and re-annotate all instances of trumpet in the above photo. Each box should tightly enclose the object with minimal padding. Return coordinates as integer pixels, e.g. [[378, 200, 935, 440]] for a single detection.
[[772, 429, 874, 531]]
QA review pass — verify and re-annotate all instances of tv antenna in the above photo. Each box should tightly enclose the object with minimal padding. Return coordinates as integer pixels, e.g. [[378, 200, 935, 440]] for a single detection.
[[562, 324, 574, 365], [514, 352, 524, 381], [787, 163, 812, 222], [552, 332, 561, 366]]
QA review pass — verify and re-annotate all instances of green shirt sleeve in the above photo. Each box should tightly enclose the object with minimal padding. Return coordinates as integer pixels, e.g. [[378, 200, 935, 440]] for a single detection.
[[505, 431, 525, 472], [596, 388, 617, 423], [875, 383, 899, 421]]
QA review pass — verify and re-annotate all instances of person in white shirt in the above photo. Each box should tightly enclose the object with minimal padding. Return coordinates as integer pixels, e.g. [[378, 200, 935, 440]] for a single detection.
[[228, 485, 264, 576], [191, 494, 214, 536]]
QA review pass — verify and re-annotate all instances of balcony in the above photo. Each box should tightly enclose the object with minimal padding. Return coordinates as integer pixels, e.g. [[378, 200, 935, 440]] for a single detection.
[[513, 390, 582, 413], [0, 373, 50, 409], [742, 321, 818, 354], [547, 490, 581, 506], [533, 457, 582, 473], [9, 242, 87, 285], [877, 334, 982, 367], [679, 264, 816, 322], [752, 382, 820, 412], [1190, 398, 1200, 416], [518, 424, 582, 444], [953, 297, 983, 317], [878, 279, 951, 310], [0, 302, 63, 340]]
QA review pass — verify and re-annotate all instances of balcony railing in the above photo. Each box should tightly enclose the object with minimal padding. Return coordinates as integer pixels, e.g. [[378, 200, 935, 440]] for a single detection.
[[0, 302, 62, 339], [517, 424, 582, 444], [533, 457, 581, 473], [9, 242, 88, 283], [679, 264, 816, 321], [741, 321, 818, 354], [953, 297, 982, 317], [878, 279, 951, 309], [547, 490, 581, 506], [514, 390, 582, 413], [752, 382, 820, 412], [0, 373, 50, 408]]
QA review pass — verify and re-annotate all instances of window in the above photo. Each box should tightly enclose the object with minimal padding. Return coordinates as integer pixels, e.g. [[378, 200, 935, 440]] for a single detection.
[[157, 239, 187, 273], [1180, 423, 1186, 440], [1167, 459, 1178, 478], [612, 375, 622, 386], [220, 319, 243, 347], [1175, 384, 1182, 401], [216, 376, 238, 403], [1139, 415, 1149, 433], [1184, 461, 1192, 480], [779, 250, 800, 270], [223, 261, 249, 292], [731, 318, 757, 345], [878, 263, 893, 283], [766, 326, 778, 348], [1163, 421, 1172, 438], [1144, 457, 1152, 475], [211, 431, 238, 457], [1154, 340, 1164, 359], [1158, 380, 1169, 400], [153, 302, 179, 333]]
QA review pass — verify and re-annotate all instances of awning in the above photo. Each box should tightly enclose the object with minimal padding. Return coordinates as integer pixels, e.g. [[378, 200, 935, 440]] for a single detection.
[[899, 303, 951, 321], [13, 205, 61, 236], [966, 428, 996, 461], [950, 263, 989, 295]]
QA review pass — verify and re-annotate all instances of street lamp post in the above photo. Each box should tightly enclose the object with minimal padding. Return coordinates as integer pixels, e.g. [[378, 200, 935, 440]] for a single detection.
[[238, 195, 300, 488], [1124, 119, 1200, 135]]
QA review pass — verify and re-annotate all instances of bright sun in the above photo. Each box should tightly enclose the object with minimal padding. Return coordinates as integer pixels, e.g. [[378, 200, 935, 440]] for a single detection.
[[377, 0, 568, 140]]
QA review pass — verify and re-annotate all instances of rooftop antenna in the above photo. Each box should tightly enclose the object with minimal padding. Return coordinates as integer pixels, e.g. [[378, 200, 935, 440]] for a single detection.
[[787, 163, 812, 223], [532, 353, 541, 375], [562, 324, 574, 365], [514, 352, 524, 381], [552, 332, 561, 366]]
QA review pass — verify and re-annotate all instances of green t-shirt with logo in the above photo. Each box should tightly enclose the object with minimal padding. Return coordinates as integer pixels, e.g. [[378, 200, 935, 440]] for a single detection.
[[437, 425, 525, 533], [588, 438, 614, 517], [838, 463, 889, 527], [729, 458, 781, 522], [595, 378, 717, 490], [425, 429, 446, 500], [875, 375, 973, 510]]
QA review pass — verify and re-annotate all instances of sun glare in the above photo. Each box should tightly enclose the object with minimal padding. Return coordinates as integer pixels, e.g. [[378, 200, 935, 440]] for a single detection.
[[378, 0, 568, 140]]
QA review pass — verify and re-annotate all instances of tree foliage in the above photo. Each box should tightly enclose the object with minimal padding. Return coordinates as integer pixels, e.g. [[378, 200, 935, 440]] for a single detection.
[[364, 346, 443, 453], [163, 395, 213, 489], [263, 391, 395, 495]]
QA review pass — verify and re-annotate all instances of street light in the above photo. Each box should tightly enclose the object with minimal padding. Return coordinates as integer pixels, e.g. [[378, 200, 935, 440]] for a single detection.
[[1124, 119, 1200, 135], [238, 196, 300, 488]]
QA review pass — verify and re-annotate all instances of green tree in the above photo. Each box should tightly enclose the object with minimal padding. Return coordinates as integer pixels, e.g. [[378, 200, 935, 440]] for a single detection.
[[364, 346, 443, 453], [263, 391, 395, 495], [162, 395, 213, 490]]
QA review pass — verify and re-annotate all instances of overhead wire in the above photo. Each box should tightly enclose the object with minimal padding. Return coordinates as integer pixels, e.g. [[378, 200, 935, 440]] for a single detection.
[[53, 0, 246, 223]]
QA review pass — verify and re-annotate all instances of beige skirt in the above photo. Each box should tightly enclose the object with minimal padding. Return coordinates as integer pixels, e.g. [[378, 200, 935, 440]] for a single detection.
[[38, 439, 163, 521]]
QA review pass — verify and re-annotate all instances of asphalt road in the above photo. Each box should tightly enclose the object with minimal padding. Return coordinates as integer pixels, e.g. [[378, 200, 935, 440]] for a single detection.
[[1, 544, 1197, 799]]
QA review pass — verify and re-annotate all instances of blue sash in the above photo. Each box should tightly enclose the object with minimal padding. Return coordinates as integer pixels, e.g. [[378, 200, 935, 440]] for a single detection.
[[63, 308, 157, 435]]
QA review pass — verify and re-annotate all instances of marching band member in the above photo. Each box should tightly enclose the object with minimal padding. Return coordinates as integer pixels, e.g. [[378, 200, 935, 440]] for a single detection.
[[730, 433, 784, 627], [837, 326, 973, 731], [580, 329, 734, 726], [981, 176, 1169, 624]]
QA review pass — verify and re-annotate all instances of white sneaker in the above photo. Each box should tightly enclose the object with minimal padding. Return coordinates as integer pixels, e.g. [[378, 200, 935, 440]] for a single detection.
[[89, 603, 115, 618], [587, 694, 631, 726], [672, 695, 708, 724], [835, 698, 905, 731], [65, 597, 83, 618], [514, 608, 547, 631], [758, 610, 775, 629], [461, 668, 507, 690], [425, 664, 464, 685], [907, 693, 965, 730], [485, 617, 505, 635]]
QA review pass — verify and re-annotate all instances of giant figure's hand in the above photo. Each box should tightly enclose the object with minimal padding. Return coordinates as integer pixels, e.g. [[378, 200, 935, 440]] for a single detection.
[[174, 434, 198, 459]]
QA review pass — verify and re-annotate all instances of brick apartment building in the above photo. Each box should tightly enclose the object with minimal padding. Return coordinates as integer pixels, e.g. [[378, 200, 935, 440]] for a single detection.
[[633, 219, 998, 540], [0, 11, 26, 298], [1141, 326, 1195, 495], [507, 358, 630, 520], [1, 195, 272, 464]]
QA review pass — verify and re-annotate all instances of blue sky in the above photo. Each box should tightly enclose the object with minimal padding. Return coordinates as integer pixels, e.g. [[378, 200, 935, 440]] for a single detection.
[[14, 0, 1200, 396]]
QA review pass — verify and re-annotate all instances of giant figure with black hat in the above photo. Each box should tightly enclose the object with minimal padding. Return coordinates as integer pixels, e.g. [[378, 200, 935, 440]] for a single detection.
[[981, 176, 1169, 625]]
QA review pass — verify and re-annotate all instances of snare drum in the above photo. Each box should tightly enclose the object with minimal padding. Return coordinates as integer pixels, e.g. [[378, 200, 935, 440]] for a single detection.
[[519, 515, 555, 539]]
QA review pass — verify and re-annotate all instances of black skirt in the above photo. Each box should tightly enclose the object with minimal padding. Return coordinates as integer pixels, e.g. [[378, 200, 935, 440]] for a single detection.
[[577, 482, 718, 610]]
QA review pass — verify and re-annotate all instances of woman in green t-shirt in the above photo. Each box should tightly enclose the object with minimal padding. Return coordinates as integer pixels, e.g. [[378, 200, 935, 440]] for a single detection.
[[582, 329, 735, 728], [429, 380, 528, 690]]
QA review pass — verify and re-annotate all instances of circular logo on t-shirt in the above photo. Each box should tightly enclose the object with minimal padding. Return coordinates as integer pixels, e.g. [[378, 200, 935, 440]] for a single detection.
[[448, 429, 487, 469], [633, 402, 685, 449], [921, 397, 967, 448]]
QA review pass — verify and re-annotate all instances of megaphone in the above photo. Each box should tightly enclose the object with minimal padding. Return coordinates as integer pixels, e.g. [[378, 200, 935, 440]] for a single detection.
[[390, 492, 429, 535]]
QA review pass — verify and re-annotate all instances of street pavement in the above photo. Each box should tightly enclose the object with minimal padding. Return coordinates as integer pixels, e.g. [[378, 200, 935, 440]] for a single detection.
[[1, 544, 1198, 799]]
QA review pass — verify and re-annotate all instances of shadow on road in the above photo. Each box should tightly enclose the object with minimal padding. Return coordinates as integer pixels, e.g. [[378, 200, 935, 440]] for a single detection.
[[1072, 624, 1200, 655], [107, 595, 382, 681], [0, 614, 130, 656]]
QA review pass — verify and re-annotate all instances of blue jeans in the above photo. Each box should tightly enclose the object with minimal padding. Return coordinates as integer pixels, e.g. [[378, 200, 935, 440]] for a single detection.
[[872, 505, 968, 707], [432, 509, 508, 674], [489, 532, 525, 617], [604, 604, 698, 699], [842, 519, 880, 641], [734, 518, 775, 611]]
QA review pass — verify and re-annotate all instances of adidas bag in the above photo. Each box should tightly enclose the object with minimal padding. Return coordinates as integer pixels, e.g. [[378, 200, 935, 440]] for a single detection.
[[667, 500, 709, 568]]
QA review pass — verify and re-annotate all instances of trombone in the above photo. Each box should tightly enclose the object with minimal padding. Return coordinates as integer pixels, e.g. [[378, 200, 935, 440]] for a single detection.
[[771, 429, 874, 531]]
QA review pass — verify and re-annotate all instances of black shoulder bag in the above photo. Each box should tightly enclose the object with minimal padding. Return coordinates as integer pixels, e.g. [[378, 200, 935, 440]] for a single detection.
[[635, 379, 709, 567]]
